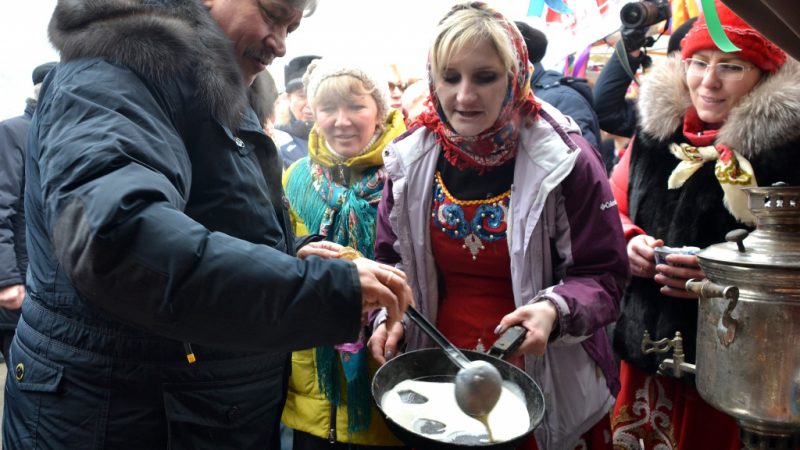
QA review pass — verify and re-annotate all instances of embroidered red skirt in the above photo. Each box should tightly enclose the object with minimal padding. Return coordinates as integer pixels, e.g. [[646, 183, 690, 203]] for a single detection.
[[517, 414, 613, 450], [611, 361, 741, 450]]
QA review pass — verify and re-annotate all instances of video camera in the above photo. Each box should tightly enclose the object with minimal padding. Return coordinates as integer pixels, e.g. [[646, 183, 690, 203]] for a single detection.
[[619, 0, 671, 51]]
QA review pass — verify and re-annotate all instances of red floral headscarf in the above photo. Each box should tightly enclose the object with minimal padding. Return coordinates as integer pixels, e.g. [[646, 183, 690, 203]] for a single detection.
[[413, 2, 540, 173]]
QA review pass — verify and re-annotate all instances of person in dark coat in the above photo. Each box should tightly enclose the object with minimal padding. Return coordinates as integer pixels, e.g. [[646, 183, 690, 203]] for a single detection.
[[3, 1, 412, 449], [0, 62, 56, 368], [275, 54, 320, 169], [515, 21, 601, 148], [250, 69, 281, 135], [593, 18, 697, 138]]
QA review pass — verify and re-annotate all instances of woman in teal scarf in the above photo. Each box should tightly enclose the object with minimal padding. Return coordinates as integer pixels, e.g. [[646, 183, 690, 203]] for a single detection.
[[281, 58, 407, 449]]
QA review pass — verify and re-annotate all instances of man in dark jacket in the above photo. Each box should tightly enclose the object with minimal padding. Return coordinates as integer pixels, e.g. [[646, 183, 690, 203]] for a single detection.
[[593, 18, 697, 138], [4, 1, 411, 448], [516, 21, 601, 149], [0, 62, 56, 368]]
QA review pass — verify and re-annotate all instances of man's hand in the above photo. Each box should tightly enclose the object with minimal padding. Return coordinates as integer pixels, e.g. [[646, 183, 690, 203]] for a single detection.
[[368, 320, 405, 365], [354, 258, 412, 326], [628, 234, 663, 279], [494, 301, 558, 356], [621, 27, 646, 52], [297, 241, 344, 260], [0, 284, 25, 310], [654, 254, 705, 299]]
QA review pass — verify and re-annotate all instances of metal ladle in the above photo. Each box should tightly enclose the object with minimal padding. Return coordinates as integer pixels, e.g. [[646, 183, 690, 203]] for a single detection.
[[405, 306, 503, 417]]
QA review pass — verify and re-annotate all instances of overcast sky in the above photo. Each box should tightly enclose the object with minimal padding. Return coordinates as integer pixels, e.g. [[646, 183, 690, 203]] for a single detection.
[[0, 0, 621, 120], [0, 1, 60, 120]]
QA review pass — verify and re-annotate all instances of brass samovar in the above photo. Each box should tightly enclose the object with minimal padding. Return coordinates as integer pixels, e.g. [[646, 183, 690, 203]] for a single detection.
[[642, 185, 800, 449]]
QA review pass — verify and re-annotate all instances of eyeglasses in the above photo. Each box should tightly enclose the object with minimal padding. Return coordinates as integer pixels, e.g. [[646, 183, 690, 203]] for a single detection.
[[683, 58, 755, 81], [388, 81, 408, 92]]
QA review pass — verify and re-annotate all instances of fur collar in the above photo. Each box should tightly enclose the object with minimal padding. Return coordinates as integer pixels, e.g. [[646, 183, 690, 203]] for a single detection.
[[637, 56, 800, 157], [49, 0, 248, 128]]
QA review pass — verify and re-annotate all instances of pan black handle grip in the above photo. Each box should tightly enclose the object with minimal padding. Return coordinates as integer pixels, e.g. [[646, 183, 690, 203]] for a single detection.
[[405, 306, 472, 370], [488, 325, 528, 360]]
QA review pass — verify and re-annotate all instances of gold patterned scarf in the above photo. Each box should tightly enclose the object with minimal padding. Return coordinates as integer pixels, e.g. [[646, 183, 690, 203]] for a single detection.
[[667, 142, 756, 225]]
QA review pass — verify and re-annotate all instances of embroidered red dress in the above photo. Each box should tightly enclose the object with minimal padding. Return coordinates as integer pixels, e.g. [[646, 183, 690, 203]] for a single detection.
[[429, 169, 612, 450], [430, 170, 515, 353]]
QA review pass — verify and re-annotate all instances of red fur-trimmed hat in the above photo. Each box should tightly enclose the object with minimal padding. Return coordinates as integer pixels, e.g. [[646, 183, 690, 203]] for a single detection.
[[681, 0, 787, 74]]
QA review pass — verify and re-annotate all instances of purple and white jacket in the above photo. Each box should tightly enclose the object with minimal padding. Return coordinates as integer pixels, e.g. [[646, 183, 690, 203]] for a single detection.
[[374, 103, 629, 450]]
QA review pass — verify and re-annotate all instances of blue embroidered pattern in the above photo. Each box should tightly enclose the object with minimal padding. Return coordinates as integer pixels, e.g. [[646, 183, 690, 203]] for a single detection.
[[431, 172, 511, 259]]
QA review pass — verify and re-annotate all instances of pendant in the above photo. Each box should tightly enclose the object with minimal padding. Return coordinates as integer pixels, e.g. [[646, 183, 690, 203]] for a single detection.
[[462, 233, 486, 260]]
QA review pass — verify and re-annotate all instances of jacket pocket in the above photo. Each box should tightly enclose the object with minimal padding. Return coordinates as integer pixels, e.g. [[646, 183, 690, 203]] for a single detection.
[[288, 348, 318, 396], [163, 365, 286, 449], [10, 341, 63, 393], [5, 337, 111, 450]]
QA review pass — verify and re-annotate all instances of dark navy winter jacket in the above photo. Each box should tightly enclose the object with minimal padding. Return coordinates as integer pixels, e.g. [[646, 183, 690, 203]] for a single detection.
[[5, 0, 367, 446], [0, 100, 33, 330], [593, 50, 647, 138], [27, 59, 363, 356], [532, 62, 600, 148]]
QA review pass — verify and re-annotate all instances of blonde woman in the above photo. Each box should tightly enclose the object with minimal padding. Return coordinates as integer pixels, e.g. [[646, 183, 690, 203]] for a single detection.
[[282, 59, 407, 449], [370, 3, 628, 449]]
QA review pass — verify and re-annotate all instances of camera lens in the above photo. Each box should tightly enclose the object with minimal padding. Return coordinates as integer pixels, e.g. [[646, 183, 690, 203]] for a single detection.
[[620, 3, 646, 28], [620, 1, 670, 29]]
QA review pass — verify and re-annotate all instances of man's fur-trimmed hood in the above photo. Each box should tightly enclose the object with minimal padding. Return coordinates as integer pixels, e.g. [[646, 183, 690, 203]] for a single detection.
[[49, 0, 247, 127], [637, 56, 800, 157]]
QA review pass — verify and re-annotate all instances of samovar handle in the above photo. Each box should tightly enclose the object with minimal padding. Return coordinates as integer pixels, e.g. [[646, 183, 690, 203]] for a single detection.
[[725, 229, 749, 253], [686, 279, 740, 347]]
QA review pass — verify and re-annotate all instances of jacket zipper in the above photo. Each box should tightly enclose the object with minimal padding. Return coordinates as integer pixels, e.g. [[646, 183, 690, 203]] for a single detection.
[[328, 402, 337, 443]]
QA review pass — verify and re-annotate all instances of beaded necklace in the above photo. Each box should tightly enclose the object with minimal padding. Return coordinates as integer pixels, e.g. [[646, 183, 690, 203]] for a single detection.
[[431, 171, 511, 260]]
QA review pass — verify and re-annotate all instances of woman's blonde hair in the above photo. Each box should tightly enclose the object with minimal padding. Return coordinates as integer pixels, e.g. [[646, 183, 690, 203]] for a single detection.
[[429, 5, 516, 85], [304, 59, 391, 131]]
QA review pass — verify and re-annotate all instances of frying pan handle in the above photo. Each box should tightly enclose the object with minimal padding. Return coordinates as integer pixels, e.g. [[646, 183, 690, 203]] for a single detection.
[[405, 306, 472, 370], [487, 325, 528, 360]]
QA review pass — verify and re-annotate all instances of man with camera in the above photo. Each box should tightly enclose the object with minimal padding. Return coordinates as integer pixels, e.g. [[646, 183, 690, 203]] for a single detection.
[[594, 1, 694, 138]]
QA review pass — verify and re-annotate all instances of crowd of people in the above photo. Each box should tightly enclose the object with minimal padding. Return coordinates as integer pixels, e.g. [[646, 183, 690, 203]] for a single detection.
[[0, 0, 797, 449]]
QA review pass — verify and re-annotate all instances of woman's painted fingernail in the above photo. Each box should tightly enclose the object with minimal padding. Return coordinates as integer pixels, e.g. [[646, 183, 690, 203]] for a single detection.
[[494, 325, 503, 334], [385, 350, 394, 359]]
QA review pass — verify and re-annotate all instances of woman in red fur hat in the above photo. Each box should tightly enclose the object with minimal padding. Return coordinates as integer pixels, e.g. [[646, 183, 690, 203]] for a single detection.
[[609, 1, 800, 448]]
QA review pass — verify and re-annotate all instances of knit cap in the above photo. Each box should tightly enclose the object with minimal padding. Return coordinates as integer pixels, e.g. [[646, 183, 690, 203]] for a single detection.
[[680, 0, 786, 74], [303, 58, 391, 121]]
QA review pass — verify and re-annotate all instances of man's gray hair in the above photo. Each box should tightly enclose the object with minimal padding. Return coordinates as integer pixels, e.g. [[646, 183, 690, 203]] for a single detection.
[[289, 0, 318, 17]]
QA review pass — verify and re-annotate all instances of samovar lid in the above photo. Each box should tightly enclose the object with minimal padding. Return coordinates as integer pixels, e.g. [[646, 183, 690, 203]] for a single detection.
[[698, 186, 800, 270]]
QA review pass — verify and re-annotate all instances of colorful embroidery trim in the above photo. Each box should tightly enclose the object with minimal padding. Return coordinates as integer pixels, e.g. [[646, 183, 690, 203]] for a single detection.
[[431, 171, 511, 260]]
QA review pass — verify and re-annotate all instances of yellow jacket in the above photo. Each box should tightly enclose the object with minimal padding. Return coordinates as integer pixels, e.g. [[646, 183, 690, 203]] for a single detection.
[[281, 110, 406, 445], [281, 349, 403, 445]]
